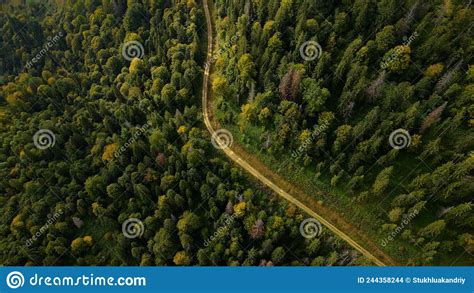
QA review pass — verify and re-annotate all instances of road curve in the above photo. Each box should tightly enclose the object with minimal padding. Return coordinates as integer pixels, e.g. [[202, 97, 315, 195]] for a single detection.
[[201, 0, 389, 267]]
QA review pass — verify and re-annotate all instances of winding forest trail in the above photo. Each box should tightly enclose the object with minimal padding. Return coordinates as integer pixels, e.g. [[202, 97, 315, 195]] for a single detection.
[[201, 0, 396, 267]]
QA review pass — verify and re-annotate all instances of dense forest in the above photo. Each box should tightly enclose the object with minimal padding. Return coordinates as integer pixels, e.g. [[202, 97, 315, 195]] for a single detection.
[[211, 0, 473, 265], [0, 0, 367, 266]]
